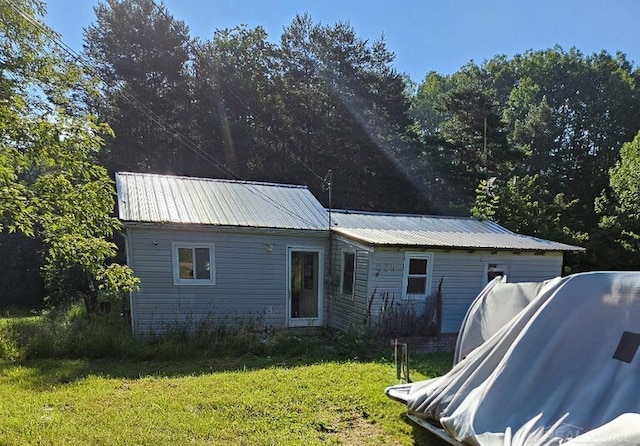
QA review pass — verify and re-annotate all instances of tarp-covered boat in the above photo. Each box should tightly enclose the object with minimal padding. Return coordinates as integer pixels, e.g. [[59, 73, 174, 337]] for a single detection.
[[386, 271, 640, 445]]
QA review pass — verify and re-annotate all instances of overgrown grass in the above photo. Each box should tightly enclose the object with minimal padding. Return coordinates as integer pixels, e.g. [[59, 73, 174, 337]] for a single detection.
[[0, 304, 396, 362], [0, 307, 453, 444], [0, 305, 136, 361]]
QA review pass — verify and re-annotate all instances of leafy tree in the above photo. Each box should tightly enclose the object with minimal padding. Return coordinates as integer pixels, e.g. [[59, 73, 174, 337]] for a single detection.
[[274, 15, 425, 211], [414, 73, 521, 213], [192, 25, 278, 178], [596, 131, 640, 268], [410, 71, 451, 139], [0, 0, 138, 312], [84, 0, 194, 175], [412, 47, 640, 270], [472, 176, 585, 246], [491, 48, 640, 232]]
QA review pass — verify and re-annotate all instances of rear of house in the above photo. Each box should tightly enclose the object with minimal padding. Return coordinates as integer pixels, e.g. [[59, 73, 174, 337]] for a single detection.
[[327, 210, 582, 334], [116, 172, 329, 335], [116, 172, 583, 338]]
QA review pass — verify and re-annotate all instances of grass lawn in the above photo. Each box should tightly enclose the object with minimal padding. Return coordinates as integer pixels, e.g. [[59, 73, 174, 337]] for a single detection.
[[0, 347, 451, 445]]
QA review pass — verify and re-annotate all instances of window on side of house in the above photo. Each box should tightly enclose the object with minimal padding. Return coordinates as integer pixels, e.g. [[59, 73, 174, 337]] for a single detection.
[[486, 262, 509, 284], [341, 251, 356, 296], [403, 253, 432, 298], [173, 243, 215, 285]]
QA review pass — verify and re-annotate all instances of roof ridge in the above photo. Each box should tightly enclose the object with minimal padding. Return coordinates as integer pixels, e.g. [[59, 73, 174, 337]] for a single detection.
[[116, 171, 309, 190], [330, 208, 483, 221]]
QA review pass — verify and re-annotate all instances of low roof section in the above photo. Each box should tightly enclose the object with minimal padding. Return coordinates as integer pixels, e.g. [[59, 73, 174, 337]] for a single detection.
[[115, 172, 329, 231], [330, 209, 583, 252]]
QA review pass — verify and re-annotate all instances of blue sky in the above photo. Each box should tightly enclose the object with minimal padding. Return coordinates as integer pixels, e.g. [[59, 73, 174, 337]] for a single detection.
[[45, 0, 639, 83]]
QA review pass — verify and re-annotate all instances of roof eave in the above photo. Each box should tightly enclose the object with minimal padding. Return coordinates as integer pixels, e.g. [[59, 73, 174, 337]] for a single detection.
[[121, 220, 328, 234], [331, 230, 584, 252]]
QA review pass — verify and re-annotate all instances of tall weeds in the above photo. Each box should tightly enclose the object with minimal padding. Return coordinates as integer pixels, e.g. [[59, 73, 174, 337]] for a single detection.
[[0, 305, 378, 361], [369, 278, 444, 338]]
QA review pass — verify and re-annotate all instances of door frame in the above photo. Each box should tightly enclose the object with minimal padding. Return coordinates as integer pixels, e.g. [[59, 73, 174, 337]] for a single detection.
[[286, 246, 324, 327]]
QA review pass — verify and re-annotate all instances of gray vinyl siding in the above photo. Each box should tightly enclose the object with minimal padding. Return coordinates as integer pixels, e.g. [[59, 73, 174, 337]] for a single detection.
[[126, 223, 565, 335], [366, 248, 564, 334], [327, 239, 371, 332], [126, 226, 327, 335]]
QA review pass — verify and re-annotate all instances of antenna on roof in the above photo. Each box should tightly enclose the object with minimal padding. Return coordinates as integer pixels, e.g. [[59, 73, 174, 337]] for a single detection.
[[323, 169, 333, 228], [323, 169, 334, 282]]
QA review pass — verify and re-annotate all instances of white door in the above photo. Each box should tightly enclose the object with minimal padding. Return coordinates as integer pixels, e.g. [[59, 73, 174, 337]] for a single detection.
[[288, 248, 323, 327]]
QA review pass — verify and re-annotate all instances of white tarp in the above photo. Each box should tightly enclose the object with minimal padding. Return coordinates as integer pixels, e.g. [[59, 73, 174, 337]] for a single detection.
[[386, 271, 640, 445], [453, 276, 544, 365]]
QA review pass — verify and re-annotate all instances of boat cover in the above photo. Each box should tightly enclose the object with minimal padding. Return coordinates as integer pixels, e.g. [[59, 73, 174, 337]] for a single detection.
[[453, 276, 544, 365], [386, 271, 640, 445]]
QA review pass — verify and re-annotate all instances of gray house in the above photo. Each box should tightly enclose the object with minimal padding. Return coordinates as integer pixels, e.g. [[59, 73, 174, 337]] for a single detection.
[[116, 172, 582, 335], [116, 172, 329, 335], [327, 210, 582, 333]]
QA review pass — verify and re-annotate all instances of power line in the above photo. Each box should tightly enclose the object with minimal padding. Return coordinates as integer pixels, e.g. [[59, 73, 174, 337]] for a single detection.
[[147, 0, 329, 187], [5, 0, 330, 229], [5, 0, 240, 181]]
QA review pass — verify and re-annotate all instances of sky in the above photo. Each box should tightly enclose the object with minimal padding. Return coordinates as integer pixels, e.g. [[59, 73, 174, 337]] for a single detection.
[[44, 0, 640, 83]]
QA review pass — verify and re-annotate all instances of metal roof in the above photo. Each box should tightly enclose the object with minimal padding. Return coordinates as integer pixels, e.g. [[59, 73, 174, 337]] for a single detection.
[[115, 172, 329, 230], [330, 210, 583, 252], [114, 173, 582, 252]]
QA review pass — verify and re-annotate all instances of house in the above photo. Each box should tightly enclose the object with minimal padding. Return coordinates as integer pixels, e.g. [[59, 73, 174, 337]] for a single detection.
[[116, 172, 583, 336], [116, 172, 329, 335], [327, 210, 583, 334]]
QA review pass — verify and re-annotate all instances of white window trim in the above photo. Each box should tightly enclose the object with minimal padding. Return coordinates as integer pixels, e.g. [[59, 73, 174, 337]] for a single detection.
[[340, 249, 356, 298], [401, 252, 434, 300], [172, 242, 216, 285]]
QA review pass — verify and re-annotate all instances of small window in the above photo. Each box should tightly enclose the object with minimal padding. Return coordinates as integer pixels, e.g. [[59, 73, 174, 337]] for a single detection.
[[486, 263, 508, 284], [403, 254, 432, 298], [342, 251, 355, 295], [173, 243, 215, 285]]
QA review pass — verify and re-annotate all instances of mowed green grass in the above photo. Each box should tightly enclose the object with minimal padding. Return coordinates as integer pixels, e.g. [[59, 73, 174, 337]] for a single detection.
[[0, 353, 451, 445]]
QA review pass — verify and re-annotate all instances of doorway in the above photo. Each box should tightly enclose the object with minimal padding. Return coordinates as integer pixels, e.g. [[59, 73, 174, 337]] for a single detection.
[[288, 248, 323, 327]]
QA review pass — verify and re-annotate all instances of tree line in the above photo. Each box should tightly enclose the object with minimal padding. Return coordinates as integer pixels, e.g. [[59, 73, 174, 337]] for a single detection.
[[2, 0, 640, 309]]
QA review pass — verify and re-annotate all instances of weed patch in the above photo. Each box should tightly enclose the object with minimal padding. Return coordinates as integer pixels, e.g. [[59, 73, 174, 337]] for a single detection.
[[0, 305, 393, 363]]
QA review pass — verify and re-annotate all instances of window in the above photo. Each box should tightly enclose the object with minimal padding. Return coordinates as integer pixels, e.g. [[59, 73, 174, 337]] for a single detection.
[[402, 253, 432, 298], [173, 243, 215, 285], [485, 262, 509, 284], [341, 251, 356, 295]]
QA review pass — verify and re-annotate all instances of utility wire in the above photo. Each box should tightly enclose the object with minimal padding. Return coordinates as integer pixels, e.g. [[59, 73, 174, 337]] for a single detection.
[[5, 0, 330, 228], [148, 0, 329, 187], [5, 0, 240, 181]]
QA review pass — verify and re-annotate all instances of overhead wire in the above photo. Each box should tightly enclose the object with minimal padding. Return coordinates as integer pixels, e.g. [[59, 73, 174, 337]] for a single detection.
[[5, 0, 330, 228], [4, 0, 240, 180]]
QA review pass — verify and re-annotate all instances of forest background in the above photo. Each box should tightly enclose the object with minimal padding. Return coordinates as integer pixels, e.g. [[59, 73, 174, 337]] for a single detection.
[[3, 0, 640, 309]]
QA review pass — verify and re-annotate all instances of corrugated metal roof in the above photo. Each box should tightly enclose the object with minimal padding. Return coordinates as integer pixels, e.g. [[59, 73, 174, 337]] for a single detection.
[[330, 210, 582, 252], [115, 173, 582, 252], [116, 172, 328, 230]]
